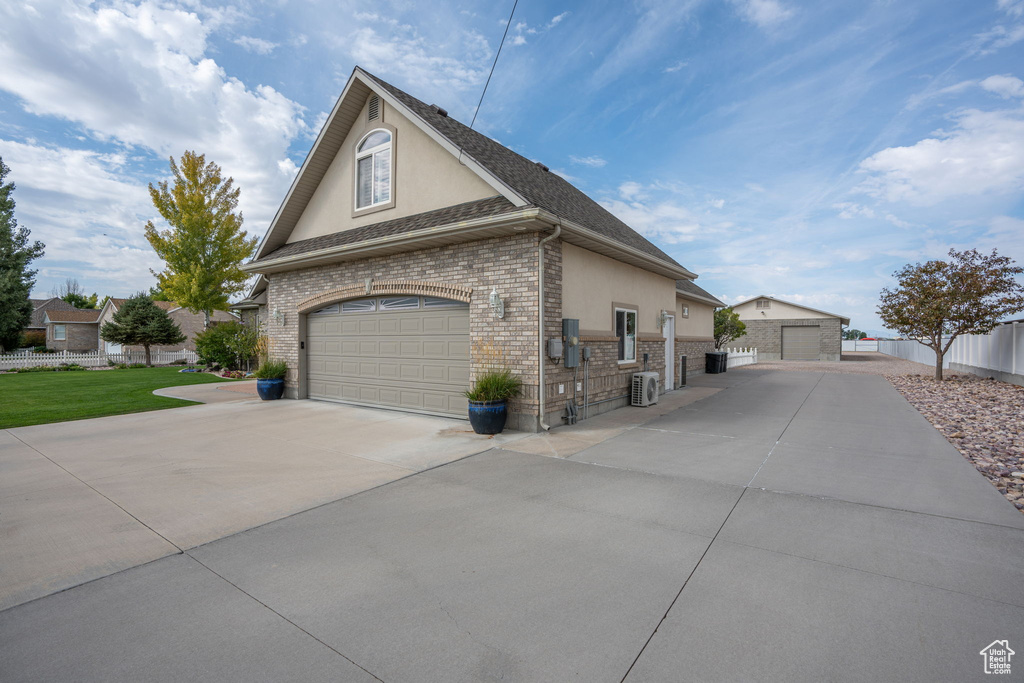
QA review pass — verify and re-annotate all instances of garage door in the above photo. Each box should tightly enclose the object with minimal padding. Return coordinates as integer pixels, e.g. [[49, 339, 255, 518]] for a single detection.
[[782, 326, 820, 360], [307, 295, 470, 416]]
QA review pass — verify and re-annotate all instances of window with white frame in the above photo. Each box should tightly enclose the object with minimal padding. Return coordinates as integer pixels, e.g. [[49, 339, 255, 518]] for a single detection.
[[355, 129, 392, 209], [53, 324, 66, 341], [341, 298, 377, 313], [756, 299, 771, 309], [681, 304, 689, 318], [615, 308, 637, 362]]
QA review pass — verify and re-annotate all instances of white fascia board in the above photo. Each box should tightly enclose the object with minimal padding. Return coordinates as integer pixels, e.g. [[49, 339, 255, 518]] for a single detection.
[[356, 68, 527, 209]]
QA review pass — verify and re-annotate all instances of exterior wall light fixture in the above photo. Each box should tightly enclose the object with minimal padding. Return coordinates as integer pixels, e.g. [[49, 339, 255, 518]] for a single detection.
[[489, 287, 505, 319]]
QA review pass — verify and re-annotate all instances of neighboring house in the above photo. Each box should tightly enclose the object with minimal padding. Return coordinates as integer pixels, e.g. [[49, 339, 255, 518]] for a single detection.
[[731, 295, 850, 361], [43, 309, 102, 352], [242, 67, 718, 431], [230, 280, 267, 328], [94, 298, 237, 353], [25, 297, 77, 339]]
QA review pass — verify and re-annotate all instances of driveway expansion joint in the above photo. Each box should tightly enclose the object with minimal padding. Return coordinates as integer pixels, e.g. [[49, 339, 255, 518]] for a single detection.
[[186, 552, 386, 683]]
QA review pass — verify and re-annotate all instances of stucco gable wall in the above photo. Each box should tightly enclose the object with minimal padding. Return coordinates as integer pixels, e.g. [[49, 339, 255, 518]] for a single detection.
[[734, 298, 837, 321], [560, 242, 676, 335], [287, 96, 497, 245], [675, 299, 714, 339]]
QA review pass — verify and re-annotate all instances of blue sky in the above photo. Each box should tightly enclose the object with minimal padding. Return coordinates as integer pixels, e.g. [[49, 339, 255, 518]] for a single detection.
[[1, 0, 1022, 334]]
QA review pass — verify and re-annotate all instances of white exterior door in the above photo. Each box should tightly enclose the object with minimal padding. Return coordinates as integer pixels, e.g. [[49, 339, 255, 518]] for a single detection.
[[663, 315, 675, 390]]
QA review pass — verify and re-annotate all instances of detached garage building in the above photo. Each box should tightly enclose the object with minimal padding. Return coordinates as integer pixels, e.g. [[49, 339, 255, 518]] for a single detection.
[[731, 296, 849, 361]]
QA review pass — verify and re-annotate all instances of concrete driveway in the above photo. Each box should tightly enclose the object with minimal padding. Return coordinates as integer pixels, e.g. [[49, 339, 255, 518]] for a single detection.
[[0, 394, 527, 611], [2, 369, 1022, 681]]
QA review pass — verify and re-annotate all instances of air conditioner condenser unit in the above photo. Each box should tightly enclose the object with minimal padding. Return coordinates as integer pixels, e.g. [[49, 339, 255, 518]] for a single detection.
[[631, 372, 660, 407]]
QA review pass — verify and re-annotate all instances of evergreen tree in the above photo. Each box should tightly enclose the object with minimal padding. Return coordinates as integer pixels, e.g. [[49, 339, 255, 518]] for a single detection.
[[0, 157, 45, 352], [145, 151, 257, 328], [100, 292, 186, 367]]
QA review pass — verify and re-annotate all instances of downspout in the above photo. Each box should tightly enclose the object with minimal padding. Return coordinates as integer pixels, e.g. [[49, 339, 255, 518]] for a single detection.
[[537, 222, 561, 431]]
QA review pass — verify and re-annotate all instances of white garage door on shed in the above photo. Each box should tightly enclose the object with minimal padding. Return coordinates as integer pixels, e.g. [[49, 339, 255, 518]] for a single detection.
[[782, 326, 820, 361], [307, 296, 470, 416]]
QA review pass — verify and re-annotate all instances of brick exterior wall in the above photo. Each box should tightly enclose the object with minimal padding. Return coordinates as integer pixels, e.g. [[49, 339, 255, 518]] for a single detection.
[[48, 323, 97, 352], [675, 338, 716, 379], [264, 233, 543, 428], [740, 317, 842, 361], [261, 234, 675, 431]]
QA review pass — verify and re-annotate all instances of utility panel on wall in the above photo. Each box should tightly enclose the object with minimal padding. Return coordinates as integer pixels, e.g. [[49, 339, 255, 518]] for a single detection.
[[562, 318, 580, 368]]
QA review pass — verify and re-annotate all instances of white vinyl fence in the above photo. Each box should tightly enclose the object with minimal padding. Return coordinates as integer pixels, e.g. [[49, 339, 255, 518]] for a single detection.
[[842, 339, 879, 352], [878, 322, 1024, 385], [0, 349, 199, 370], [724, 347, 758, 369]]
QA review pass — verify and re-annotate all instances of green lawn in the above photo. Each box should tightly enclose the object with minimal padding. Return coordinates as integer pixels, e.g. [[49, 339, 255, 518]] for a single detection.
[[0, 367, 238, 429]]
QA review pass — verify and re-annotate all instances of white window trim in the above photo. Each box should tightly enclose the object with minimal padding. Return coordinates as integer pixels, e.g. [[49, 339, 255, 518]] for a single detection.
[[756, 299, 771, 309], [615, 308, 637, 364], [53, 324, 66, 341], [681, 305, 689, 318], [354, 129, 392, 211]]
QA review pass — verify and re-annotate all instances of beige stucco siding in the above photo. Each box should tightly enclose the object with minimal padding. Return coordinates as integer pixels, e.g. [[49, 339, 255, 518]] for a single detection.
[[675, 298, 714, 338], [560, 242, 676, 334], [734, 298, 838, 320], [287, 97, 498, 244]]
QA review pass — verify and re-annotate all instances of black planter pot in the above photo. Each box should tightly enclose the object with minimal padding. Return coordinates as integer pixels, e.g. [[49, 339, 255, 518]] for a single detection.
[[256, 378, 285, 400], [467, 399, 508, 434]]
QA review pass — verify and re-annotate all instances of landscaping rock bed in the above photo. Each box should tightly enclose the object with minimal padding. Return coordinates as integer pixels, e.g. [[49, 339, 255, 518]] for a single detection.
[[887, 374, 1024, 514]]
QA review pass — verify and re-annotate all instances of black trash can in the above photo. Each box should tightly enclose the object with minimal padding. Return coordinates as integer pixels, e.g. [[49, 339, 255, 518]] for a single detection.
[[705, 351, 728, 374]]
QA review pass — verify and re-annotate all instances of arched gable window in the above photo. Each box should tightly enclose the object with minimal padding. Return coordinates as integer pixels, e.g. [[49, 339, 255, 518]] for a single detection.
[[356, 129, 392, 209]]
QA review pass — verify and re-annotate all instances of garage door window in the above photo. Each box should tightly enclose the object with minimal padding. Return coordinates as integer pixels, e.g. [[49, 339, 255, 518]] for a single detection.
[[310, 304, 340, 316], [380, 296, 420, 310], [342, 298, 377, 313], [423, 296, 467, 309]]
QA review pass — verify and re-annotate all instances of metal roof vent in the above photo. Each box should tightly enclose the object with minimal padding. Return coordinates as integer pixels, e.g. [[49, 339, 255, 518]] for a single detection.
[[368, 95, 379, 121], [535, 162, 549, 172], [430, 104, 448, 118]]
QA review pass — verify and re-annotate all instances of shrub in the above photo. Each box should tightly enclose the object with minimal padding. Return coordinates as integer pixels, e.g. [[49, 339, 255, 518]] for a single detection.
[[33, 345, 53, 354], [12, 364, 86, 373], [116, 363, 129, 369], [21, 330, 46, 347], [465, 369, 522, 402], [253, 359, 287, 380], [220, 369, 247, 379], [169, 358, 189, 365], [128, 363, 147, 369], [194, 321, 258, 370]]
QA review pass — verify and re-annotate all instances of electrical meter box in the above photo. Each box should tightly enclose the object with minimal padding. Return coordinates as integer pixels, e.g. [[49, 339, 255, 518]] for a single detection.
[[562, 318, 580, 368]]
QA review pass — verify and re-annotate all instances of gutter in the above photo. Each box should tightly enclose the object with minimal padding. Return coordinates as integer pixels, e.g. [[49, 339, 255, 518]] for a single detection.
[[537, 222, 561, 432], [242, 207, 544, 274]]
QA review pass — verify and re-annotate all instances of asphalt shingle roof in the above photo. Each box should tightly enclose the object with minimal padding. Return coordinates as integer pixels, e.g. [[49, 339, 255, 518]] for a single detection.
[[46, 309, 101, 323], [363, 71, 680, 268], [28, 298, 76, 328], [676, 279, 725, 306], [260, 196, 519, 262]]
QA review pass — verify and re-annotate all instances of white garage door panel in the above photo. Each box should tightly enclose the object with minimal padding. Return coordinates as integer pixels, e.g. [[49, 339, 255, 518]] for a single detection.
[[782, 326, 820, 361], [307, 302, 470, 416]]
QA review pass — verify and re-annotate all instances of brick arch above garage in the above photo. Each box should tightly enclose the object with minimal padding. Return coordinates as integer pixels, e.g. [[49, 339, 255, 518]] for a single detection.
[[296, 279, 474, 314]]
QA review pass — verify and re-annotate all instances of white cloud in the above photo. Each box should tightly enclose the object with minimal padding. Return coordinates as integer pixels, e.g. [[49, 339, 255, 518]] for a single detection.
[[569, 154, 607, 168], [0, 0, 307, 228], [834, 202, 875, 219], [600, 183, 729, 245], [510, 35, 527, 46], [732, 0, 794, 29], [347, 25, 490, 98], [548, 12, 570, 28], [234, 35, 278, 55], [0, 138, 164, 296], [856, 106, 1024, 205], [980, 74, 1024, 98], [663, 61, 688, 73], [999, 0, 1024, 18]]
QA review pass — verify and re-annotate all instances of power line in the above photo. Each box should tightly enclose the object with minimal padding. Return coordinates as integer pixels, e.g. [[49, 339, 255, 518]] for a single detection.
[[468, 0, 519, 131]]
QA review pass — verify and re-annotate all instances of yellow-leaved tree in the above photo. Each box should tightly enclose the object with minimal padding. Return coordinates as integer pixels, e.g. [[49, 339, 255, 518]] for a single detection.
[[145, 151, 257, 328]]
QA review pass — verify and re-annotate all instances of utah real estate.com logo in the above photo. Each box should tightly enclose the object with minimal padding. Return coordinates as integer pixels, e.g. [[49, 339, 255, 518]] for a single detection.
[[979, 640, 1014, 675]]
